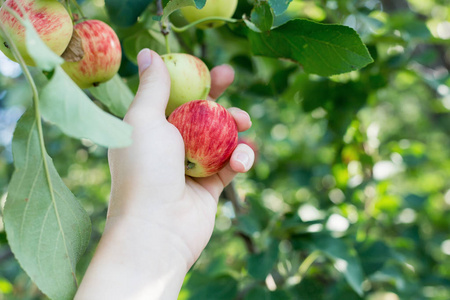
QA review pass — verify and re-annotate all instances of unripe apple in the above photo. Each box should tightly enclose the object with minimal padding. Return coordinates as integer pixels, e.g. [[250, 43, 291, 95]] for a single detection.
[[61, 20, 121, 89], [162, 53, 211, 116], [0, 0, 73, 66], [180, 0, 238, 29], [168, 100, 238, 177]]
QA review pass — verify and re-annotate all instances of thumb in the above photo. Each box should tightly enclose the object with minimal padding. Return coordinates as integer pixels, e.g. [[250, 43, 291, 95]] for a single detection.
[[125, 49, 171, 121]]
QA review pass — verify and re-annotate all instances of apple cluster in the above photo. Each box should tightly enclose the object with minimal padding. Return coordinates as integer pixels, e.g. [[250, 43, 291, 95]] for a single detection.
[[0, 0, 121, 88], [162, 1, 242, 177], [162, 53, 238, 177]]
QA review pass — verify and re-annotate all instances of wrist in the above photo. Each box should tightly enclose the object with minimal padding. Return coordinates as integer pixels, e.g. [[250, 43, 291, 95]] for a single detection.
[[76, 216, 189, 300]]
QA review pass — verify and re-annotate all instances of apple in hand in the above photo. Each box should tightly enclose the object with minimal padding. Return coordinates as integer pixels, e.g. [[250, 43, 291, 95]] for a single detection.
[[61, 20, 121, 89], [180, 0, 238, 29], [162, 53, 211, 116], [0, 0, 73, 66], [168, 100, 238, 177]]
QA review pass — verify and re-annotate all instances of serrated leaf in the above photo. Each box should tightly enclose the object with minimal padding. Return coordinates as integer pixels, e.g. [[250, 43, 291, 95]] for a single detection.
[[3, 109, 91, 300], [24, 18, 63, 71], [162, 0, 206, 22], [89, 74, 134, 118], [268, 0, 292, 15], [251, 2, 274, 32], [105, 0, 154, 27], [248, 19, 374, 76], [39, 66, 133, 148], [311, 234, 364, 296]]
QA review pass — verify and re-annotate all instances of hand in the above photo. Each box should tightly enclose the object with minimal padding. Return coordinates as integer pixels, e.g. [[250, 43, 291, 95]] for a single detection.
[[75, 49, 254, 300]]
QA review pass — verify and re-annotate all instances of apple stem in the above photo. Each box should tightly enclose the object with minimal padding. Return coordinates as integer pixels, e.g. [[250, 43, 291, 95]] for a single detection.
[[171, 17, 240, 33], [70, 0, 86, 20], [164, 34, 171, 54]]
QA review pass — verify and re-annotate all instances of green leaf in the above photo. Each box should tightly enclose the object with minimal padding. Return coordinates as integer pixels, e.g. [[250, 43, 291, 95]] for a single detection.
[[162, 0, 206, 22], [247, 240, 279, 280], [24, 18, 63, 71], [356, 241, 392, 276], [89, 75, 134, 118], [123, 26, 180, 62], [251, 2, 274, 32], [105, 0, 153, 27], [39, 66, 133, 148], [268, 0, 292, 15], [186, 274, 238, 300], [244, 286, 271, 300], [248, 19, 374, 76], [311, 234, 364, 296], [3, 109, 91, 300]]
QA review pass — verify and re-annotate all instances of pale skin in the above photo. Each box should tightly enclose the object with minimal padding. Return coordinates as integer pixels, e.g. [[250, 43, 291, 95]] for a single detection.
[[74, 49, 254, 300]]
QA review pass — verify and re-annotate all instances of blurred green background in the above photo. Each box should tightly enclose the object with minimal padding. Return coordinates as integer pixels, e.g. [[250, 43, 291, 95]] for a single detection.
[[1, 0, 450, 299]]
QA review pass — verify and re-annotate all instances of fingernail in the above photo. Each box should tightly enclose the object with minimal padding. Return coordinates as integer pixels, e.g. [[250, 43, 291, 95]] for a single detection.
[[236, 152, 250, 170], [137, 49, 152, 74]]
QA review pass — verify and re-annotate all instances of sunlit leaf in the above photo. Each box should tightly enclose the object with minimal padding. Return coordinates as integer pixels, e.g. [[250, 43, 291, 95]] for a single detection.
[[24, 18, 63, 71], [3, 109, 91, 300], [39, 66, 133, 148]]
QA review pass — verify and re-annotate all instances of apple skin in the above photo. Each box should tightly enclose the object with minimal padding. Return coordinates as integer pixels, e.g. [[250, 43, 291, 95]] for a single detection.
[[162, 53, 211, 116], [180, 0, 238, 29], [61, 20, 122, 89], [168, 100, 238, 177], [0, 0, 73, 66]]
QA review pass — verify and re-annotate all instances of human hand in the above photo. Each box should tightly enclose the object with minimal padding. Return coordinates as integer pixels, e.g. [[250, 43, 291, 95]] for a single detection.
[[75, 49, 254, 300]]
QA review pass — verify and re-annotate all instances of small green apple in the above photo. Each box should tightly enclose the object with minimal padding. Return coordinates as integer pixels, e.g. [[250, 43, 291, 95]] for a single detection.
[[0, 0, 73, 66], [162, 53, 211, 116], [180, 0, 238, 29]]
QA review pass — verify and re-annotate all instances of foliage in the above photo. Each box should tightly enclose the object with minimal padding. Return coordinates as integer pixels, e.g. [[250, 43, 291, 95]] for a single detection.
[[0, 0, 449, 299]]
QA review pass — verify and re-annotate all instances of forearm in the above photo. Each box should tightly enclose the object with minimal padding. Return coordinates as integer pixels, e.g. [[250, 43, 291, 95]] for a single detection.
[[75, 217, 189, 300]]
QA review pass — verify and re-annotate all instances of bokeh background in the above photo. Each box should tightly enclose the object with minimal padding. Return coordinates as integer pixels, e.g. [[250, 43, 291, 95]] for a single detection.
[[1, 0, 450, 299]]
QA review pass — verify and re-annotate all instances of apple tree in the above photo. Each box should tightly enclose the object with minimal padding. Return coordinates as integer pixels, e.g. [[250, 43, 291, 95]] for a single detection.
[[0, 0, 449, 299]]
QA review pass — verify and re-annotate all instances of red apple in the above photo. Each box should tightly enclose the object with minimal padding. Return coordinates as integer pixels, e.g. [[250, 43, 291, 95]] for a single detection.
[[168, 100, 238, 177], [0, 0, 73, 66], [61, 20, 121, 89]]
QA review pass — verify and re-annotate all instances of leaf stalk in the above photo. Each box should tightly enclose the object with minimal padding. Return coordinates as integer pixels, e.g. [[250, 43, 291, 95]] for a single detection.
[[171, 17, 239, 32]]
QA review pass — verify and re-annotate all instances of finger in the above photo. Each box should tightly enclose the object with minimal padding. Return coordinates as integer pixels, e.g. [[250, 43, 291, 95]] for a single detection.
[[125, 49, 170, 123], [228, 107, 252, 132], [193, 143, 255, 199], [208, 64, 235, 100]]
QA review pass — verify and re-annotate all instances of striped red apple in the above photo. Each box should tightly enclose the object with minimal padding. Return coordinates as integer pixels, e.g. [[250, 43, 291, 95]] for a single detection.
[[0, 0, 73, 66], [61, 20, 122, 89], [168, 100, 238, 177]]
